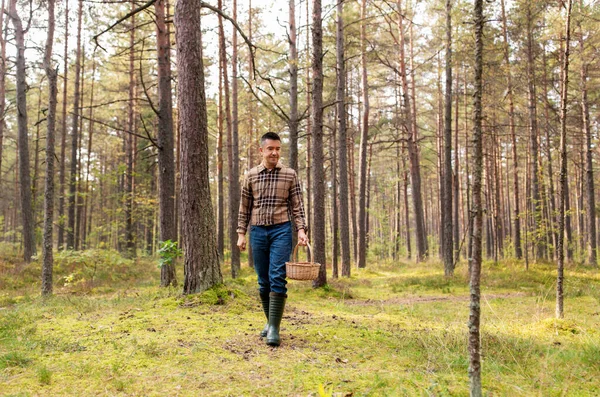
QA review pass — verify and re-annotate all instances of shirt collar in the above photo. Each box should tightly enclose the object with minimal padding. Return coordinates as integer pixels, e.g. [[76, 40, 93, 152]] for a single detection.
[[258, 162, 283, 173]]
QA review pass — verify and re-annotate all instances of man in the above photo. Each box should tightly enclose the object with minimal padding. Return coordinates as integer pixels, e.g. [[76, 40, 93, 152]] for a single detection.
[[237, 132, 308, 347]]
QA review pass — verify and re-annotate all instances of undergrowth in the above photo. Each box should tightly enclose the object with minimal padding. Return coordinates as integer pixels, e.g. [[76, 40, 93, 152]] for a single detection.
[[0, 253, 599, 396]]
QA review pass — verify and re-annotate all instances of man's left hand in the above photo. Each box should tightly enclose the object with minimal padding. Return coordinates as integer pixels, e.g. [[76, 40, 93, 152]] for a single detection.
[[297, 229, 308, 246]]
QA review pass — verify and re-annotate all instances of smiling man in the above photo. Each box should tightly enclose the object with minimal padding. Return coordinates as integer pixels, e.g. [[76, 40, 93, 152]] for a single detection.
[[236, 132, 308, 346]]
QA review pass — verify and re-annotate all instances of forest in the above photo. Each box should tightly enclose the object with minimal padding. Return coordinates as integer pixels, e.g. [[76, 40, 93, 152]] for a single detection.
[[1, 0, 599, 395]]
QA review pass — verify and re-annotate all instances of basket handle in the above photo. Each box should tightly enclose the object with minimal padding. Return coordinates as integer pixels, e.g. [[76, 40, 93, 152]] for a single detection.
[[292, 242, 312, 263]]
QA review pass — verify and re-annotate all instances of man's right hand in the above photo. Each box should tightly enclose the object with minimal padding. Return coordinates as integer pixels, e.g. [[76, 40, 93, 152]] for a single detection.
[[237, 234, 247, 251]]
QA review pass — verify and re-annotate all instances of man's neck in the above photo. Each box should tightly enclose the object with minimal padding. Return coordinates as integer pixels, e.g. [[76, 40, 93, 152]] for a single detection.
[[262, 161, 277, 170]]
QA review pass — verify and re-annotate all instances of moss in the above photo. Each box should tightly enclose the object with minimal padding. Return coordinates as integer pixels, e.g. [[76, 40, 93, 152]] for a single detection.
[[0, 257, 599, 395]]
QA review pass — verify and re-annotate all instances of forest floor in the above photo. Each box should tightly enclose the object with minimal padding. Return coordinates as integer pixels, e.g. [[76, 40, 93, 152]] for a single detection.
[[1, 246, 600, 396]]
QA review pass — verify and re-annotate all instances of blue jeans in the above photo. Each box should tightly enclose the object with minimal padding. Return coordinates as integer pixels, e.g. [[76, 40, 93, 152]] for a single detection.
[[250, 221, 292, 295]]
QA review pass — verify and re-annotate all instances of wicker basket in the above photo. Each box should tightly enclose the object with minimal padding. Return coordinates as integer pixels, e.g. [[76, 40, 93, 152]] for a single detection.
[[286, 242, 320, 281]]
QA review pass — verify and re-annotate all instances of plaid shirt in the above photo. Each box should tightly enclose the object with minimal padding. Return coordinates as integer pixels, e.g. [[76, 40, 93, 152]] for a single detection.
[[237, 162, 307, 234]]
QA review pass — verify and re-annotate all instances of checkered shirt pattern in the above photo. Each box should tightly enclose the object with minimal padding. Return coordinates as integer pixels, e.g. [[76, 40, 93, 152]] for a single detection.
[[237, 162, 307, 234]]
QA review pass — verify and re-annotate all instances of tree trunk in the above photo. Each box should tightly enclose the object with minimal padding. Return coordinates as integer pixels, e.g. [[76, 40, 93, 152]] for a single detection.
[[175, 0, 223, 294], [124, 0, 136, 257], [9, 0, 36, 262], [500, 0, 522, 260], [216, 47, 224, 262], [42, 0, 57, 295], [557, 0, 572, 319], [397, 0, 427, 261], [67, 0, 82, 250], [526, 4, 544, 261], [217, 0, 233, 271], [57, 0, 69, 250], [246, 0, 254, 269], [82, 56, 96, 249], [331, 116, 339, 278], [468, 0, 484, 394], [443, 0, 453, 275], [337, 0, 351, 276], [289, 0, 299, 172], [155, 0, 177, 285], [229, 0, 241, 278], [0, 0, 6, 199], [578, 14, 596, 266], [311, 0, 327, 288], [356, 0, 369, 269]]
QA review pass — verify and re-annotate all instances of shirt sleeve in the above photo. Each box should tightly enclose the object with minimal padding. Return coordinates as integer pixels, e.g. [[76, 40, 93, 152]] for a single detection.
[[289, 171, 307, 232], [237, 173, 253, 234]]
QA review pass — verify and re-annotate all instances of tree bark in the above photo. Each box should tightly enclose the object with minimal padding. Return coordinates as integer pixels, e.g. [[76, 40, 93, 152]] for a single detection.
[[468, 0, 484, 395], [0, 0, 6, 198], [67, 0, 82, 250], [288, 0, 299, 172], [217, 45, 224, 262], [175, 0, 223, 294], [155, 0, 177, 285], [229, 0, 241, 277], [124, 0, 136, 257], [526, 4, 544, 261], [42, 0, 57, 295], [9, 0, 36, 262], [557, 0, 572, 319], [57, 0, 69, 250], [311, 0, 326, 288], [443, 0, 453, 275], [82, 56, 96, 249], [356, 0, 369, 269], [397, 0, 427, 261], [337, 0, 351, 276], [578, 12, 596, 266], [500, 0, 522, 260]]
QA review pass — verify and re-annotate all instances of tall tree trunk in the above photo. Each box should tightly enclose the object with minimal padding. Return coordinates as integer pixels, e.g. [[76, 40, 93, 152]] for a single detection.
[[311, 0, 326, 288], [67, 0, 82, 250], [229, 0, 241, 277], [82, 56, 96, 249], [124, 0, 136, 257], [541, 44, 558, 259], [578, 13, 596, 266], [453, 69, 460, 261], [356, 0, 369, 269], [57, 0, 68, 250], [398, 0, 427, 261], [289, 0, 298, 171], [0, 0, 6, 198], [331, 116, 339, 278], [42, 0, 57, 295], [175, 0, 222, 294], [155, 0, 177, 285], [468, 0, 484, 394], [557, 0, 572, 319], [403, 146, 411, 259], [217, 0, 233, 271], [526, 4, 544, 261], [246, 0, 254, 269], [443, 0, 453, 275], [500, 0, 522, 259], [9, 0, 36, 262], [337, 0, 351, 276], [216, 48, 224, 262]]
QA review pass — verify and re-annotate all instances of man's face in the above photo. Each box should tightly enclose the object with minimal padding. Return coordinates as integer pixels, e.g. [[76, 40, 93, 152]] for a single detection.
[[259, 138, 282, 168]]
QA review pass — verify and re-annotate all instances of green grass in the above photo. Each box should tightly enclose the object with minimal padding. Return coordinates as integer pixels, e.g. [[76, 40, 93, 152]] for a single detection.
[[1, 252, 599, 396]]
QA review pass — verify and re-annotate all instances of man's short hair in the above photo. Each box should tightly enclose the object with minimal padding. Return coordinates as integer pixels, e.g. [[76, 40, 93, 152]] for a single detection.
[[261, 132, 281, 144]]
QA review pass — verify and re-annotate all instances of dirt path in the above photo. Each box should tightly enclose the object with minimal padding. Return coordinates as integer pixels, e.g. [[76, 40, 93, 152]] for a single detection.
[[346, 292, 528, 306]]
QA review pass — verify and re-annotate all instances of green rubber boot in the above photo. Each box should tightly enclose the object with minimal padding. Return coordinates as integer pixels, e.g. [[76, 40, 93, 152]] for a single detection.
[[259, 291, 270, 337], [266, 292, 287, 346]]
